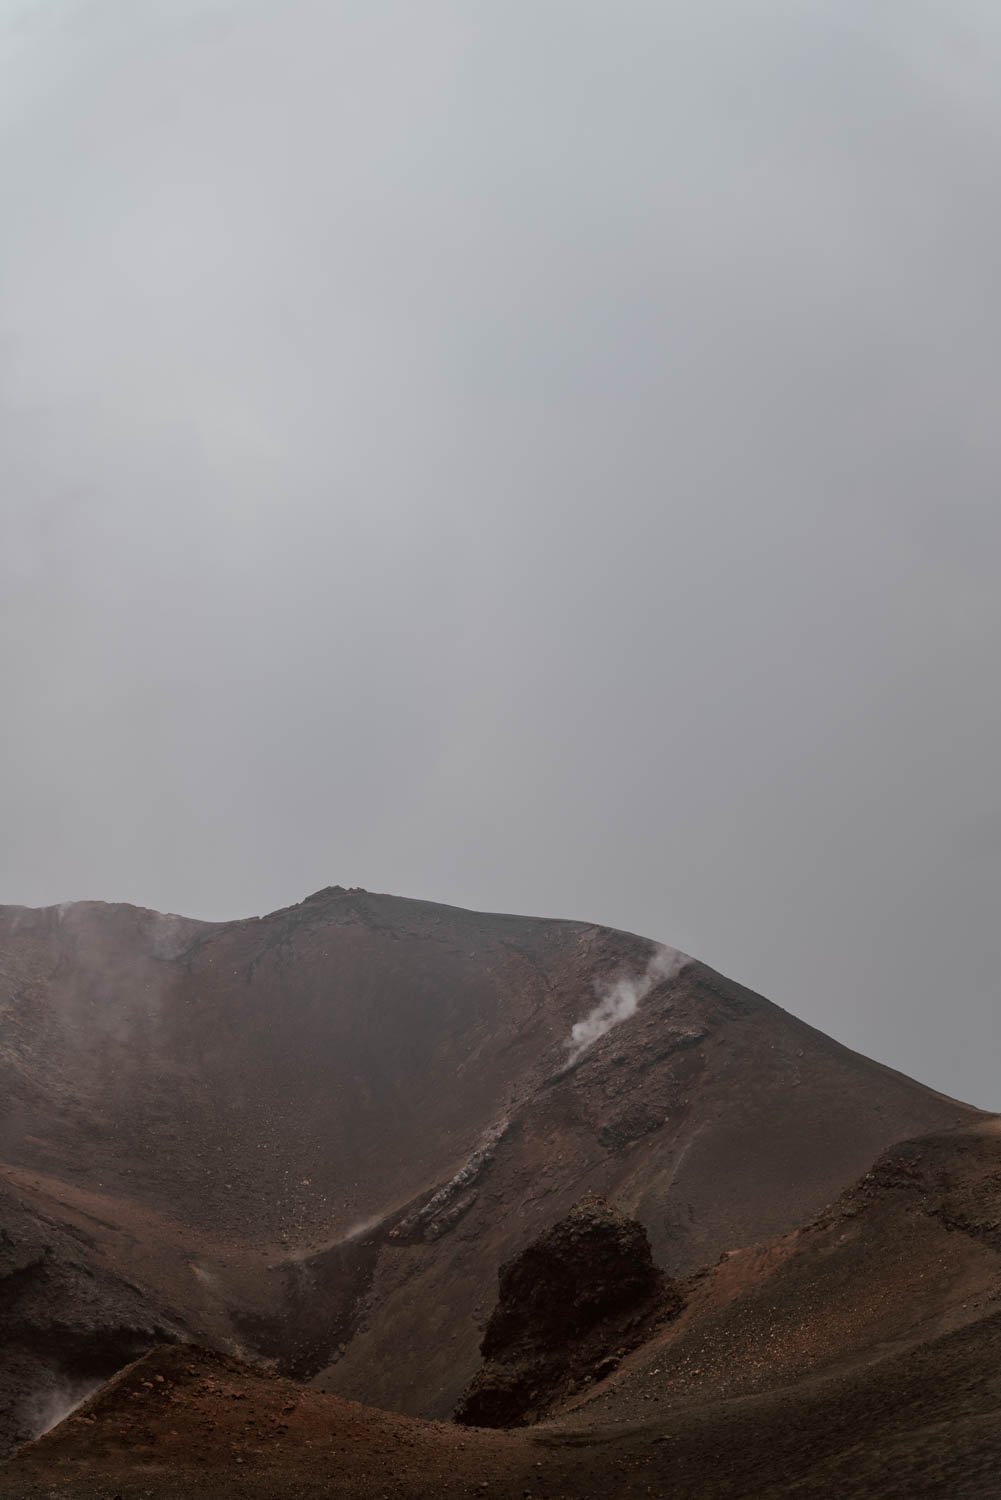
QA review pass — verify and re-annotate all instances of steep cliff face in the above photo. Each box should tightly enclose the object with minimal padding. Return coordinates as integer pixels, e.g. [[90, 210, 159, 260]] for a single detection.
[[0, 888, 979, 1432]]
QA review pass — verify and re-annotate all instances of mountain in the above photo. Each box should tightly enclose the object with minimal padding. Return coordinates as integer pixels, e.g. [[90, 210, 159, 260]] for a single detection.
[[0, 887, 985, 1481]]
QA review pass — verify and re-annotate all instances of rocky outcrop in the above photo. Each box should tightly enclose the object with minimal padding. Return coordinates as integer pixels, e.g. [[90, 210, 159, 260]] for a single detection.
[[455, 1196, 682, 1427]]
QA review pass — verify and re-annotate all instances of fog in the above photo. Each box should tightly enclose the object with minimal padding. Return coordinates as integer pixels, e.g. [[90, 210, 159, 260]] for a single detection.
[[1, 1, 999, 1107]]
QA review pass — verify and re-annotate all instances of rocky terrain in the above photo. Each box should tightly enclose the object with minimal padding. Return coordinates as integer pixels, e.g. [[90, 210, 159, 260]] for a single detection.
[[0, 886, 994, 1496], [456, 1195, 683, 1427], [5, 1116, 1001, 1497]]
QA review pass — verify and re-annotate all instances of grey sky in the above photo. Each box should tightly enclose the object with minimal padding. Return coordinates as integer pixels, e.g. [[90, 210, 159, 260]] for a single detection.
[[2, 1, 999, 1108]]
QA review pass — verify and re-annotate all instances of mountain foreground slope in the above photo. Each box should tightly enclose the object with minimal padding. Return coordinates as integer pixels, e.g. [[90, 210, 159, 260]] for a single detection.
[[0, 886, 992, 1495], [6, 1120, 1001, 1498]]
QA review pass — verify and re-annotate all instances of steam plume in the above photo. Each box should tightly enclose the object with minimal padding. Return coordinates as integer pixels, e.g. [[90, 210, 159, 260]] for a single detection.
[[24, 1376, 101, 1441], [567, 944, 683, 1062]]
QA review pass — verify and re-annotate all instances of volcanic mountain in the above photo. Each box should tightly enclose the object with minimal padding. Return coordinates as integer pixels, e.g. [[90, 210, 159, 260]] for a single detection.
[[0, 886, 988, 1491]]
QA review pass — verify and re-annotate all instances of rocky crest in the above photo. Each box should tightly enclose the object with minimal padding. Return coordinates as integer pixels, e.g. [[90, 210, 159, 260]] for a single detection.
[[455, 1196, 682, 1427]]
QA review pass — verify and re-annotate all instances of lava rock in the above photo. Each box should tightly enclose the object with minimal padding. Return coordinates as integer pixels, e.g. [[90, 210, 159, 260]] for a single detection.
[[455, 1196, 682, 1428]]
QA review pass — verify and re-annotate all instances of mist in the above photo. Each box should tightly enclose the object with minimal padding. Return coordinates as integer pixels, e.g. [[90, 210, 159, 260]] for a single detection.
[[22, 1375, 101, 1442], [1, 1, 999, 1108]]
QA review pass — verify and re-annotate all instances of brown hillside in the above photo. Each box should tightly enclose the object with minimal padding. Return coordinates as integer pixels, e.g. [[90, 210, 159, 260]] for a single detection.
[[4, 1120, 1001, 1497], [0, 888, 978, 1440]]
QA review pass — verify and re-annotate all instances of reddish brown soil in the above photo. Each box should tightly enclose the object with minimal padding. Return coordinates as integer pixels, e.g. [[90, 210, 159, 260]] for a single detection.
[[1, 1344, 531, 1499]]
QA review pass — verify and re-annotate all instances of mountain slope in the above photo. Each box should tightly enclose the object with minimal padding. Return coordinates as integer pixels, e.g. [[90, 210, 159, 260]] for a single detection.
[[6, 1116, 1001, 1500], [0, 887, 979, 1433], [559, 1116, 1001, 1430]]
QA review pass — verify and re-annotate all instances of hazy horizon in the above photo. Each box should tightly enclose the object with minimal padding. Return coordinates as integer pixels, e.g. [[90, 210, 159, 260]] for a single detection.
[[2, 0, 999, 1109]]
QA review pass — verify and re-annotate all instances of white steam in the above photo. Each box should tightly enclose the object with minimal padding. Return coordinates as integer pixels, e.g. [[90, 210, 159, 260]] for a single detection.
[[566, 944, 683, 1062], [339, 1214, 383, 1242], [24, 1376, 102, 1440]]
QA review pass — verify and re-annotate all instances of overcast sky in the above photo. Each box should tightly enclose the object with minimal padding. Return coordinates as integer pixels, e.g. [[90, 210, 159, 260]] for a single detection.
[[2, 0, 999, 1108]]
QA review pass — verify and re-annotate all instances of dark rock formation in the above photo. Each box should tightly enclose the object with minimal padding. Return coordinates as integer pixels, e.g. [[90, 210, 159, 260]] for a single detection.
[[455, 1196, 682, 1427]]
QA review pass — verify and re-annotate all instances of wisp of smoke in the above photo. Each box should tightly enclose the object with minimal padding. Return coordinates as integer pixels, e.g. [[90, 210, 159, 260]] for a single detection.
[[24, 1376, 102, 1440], [566, 944, 683, 1062], [340, 1214, 383, 1243]]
